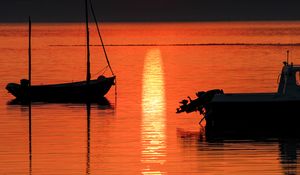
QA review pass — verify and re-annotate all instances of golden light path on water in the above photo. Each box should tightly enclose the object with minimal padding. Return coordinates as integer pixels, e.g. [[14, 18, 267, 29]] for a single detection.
[[141, 49, 166, 174]]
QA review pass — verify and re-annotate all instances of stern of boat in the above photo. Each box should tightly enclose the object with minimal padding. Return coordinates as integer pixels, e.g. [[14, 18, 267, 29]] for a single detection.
[[6, 83, 22, 99]]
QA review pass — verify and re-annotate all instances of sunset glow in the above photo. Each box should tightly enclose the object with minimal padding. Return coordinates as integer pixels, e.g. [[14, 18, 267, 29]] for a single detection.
[[1, 21, 300, 174], [141, 49, 166, 174]]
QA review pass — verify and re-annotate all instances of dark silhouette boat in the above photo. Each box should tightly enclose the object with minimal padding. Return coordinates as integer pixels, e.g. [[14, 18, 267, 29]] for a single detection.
[[6, 77, 115, 102], [177, 58, 300, 137], [6, 0, 116, 102]]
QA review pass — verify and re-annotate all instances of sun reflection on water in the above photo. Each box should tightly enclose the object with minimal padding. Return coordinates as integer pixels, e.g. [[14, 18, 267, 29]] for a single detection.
[[141, 49, 166, 174]]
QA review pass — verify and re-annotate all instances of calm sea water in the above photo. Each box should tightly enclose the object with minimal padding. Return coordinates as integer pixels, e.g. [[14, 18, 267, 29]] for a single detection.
[[1, 22, 300, 174]]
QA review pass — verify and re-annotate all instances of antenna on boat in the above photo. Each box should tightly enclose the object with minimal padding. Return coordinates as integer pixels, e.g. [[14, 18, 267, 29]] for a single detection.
[[85, 0, 91, 85], [28, 16, 31, 87], [287, 50, 289, 65]]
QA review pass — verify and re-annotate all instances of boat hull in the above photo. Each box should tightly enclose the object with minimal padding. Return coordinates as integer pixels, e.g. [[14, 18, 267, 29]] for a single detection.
[[6, 76, 115, 102], [205, 100, 300, 138]]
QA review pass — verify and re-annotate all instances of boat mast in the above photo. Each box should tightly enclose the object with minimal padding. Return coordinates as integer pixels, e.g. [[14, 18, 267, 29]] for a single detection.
[[85, 0, 91, 85], [28, 16, 31, 86]]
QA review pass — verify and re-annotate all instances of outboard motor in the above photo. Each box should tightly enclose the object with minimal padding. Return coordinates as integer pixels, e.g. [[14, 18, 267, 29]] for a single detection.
[[176, 89, 224, 114]]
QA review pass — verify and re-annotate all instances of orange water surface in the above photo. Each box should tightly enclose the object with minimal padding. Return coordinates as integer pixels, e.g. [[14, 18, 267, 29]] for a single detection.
[[0, 22, 300, 174]]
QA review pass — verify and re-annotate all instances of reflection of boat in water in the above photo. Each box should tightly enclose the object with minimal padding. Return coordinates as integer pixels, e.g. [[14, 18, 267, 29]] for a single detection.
[[177, 60, 300, 137], [7, 97, 112, 110], [24, 102, 93, 174], [177, 128, 299, 175], [6, 0, 115, 102], [279, 139, 298, 175]]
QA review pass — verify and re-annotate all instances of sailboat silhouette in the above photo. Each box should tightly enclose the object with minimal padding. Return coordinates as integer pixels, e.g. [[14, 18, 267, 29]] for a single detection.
[[6, 0, 116, 102]]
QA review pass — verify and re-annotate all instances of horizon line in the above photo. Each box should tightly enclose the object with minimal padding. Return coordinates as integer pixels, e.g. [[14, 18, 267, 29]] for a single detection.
[[49, 43, 300, 47]]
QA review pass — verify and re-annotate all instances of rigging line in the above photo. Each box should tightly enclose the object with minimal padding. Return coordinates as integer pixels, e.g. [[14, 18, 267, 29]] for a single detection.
[[91, 65, 109, 77], [101, 66, 109, 75], [89, 0, 115, 76]]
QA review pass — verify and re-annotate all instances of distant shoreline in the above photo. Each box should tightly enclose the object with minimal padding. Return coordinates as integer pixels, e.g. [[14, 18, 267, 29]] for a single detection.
[[1, 19, 300, 23]]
